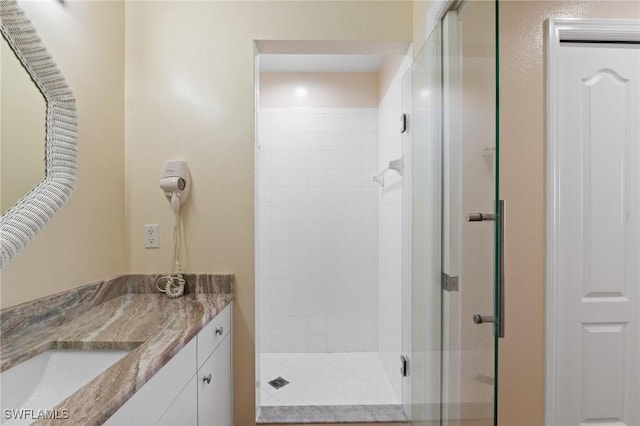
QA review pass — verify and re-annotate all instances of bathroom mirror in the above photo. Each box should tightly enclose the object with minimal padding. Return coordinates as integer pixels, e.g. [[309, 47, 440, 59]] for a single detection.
[[0, 0, 77, 268], [1, 35, 47, 213]]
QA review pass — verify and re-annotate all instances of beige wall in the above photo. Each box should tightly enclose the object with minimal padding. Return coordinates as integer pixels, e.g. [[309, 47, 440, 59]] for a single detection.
[[378, 54, 406, 103], [413, 1, 434, 55], [260, 72, 379, 108], [124, 2, 411, 424], [0, 1, 126, 308], [499, 2, 640, 424]]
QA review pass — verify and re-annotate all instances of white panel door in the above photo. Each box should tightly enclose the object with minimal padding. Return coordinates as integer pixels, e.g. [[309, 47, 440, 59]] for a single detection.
[[555, 41, 639, 426]]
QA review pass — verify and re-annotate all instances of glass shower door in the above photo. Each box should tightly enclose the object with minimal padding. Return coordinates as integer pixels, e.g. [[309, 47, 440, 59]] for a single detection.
[[440, 1, 499, 425], [403, 23, 443, 426], [402, 2, 499, 424]]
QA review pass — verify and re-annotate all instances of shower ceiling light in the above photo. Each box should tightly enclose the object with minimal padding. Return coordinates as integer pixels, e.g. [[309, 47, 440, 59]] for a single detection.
[[295, 87, 308, 98]]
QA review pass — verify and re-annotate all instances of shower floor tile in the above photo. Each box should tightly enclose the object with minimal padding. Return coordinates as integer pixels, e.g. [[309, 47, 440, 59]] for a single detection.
[[260, 352, 399, 406]]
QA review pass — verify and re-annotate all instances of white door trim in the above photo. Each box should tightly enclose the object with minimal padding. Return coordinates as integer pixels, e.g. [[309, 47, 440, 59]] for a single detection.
[[545, 17, 640, 426]]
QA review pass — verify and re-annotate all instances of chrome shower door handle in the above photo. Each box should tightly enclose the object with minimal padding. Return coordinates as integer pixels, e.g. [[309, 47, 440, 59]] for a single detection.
[[473, 314, 495, 324], [467, 200, 506, 338], [466, 212, 496, 222], [497, 200, 505, 338]]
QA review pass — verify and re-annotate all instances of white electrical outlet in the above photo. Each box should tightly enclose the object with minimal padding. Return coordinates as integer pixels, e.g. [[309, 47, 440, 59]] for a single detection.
[[144, 224, 159, 248]]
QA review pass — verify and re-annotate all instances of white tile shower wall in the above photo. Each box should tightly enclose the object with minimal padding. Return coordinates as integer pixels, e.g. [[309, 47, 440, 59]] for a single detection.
[[378, 55, 411, 401], [258, 107, 379, 353]]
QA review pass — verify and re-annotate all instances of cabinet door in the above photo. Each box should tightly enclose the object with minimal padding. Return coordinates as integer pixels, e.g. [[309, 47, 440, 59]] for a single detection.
[[106, 339, 197, 426], [197, 334, 231, 426], [156, 375, 197, 426]]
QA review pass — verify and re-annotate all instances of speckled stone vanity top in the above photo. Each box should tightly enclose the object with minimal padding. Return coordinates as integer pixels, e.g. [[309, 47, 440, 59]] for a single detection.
[[0, 274, 234, 425]]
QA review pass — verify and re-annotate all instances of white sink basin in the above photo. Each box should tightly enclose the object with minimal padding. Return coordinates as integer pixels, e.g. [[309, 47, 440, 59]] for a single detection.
[[0, 349, 130, 425]]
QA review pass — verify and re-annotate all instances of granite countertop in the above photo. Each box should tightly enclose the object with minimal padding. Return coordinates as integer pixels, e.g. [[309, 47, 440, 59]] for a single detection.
[[0, 274, 234, 426]]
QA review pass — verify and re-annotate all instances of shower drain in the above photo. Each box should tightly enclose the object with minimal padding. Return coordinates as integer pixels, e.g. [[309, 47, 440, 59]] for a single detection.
[[268, 376, 289, 389]]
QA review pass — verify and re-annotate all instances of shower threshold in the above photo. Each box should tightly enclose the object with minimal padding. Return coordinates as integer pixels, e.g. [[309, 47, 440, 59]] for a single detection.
[[256, 404, 408, 424]]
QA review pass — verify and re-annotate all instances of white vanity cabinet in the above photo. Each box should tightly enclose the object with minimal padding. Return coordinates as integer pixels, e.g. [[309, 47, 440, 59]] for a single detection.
[[106, 304, 232, 426]]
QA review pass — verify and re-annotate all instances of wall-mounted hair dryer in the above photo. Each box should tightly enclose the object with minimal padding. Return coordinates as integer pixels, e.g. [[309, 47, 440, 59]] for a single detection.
[[157, 160, 191, 299], [160, 160, 191, 214]]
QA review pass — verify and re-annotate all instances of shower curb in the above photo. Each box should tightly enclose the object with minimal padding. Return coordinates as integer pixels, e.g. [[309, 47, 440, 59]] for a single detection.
[[257, 404, 408, 424]]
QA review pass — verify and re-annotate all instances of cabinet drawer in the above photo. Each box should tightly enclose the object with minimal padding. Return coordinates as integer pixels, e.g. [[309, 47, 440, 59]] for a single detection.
[[197, 304, 232, 369]]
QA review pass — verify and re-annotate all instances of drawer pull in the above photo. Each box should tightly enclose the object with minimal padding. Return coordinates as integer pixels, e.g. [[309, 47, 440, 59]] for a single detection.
[[215, 326, 224, 335], [203, 373, 212, 384]]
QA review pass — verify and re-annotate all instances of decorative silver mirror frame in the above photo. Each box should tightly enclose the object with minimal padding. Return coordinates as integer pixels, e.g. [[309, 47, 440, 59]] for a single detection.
[[0, 0, 77, 268]]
